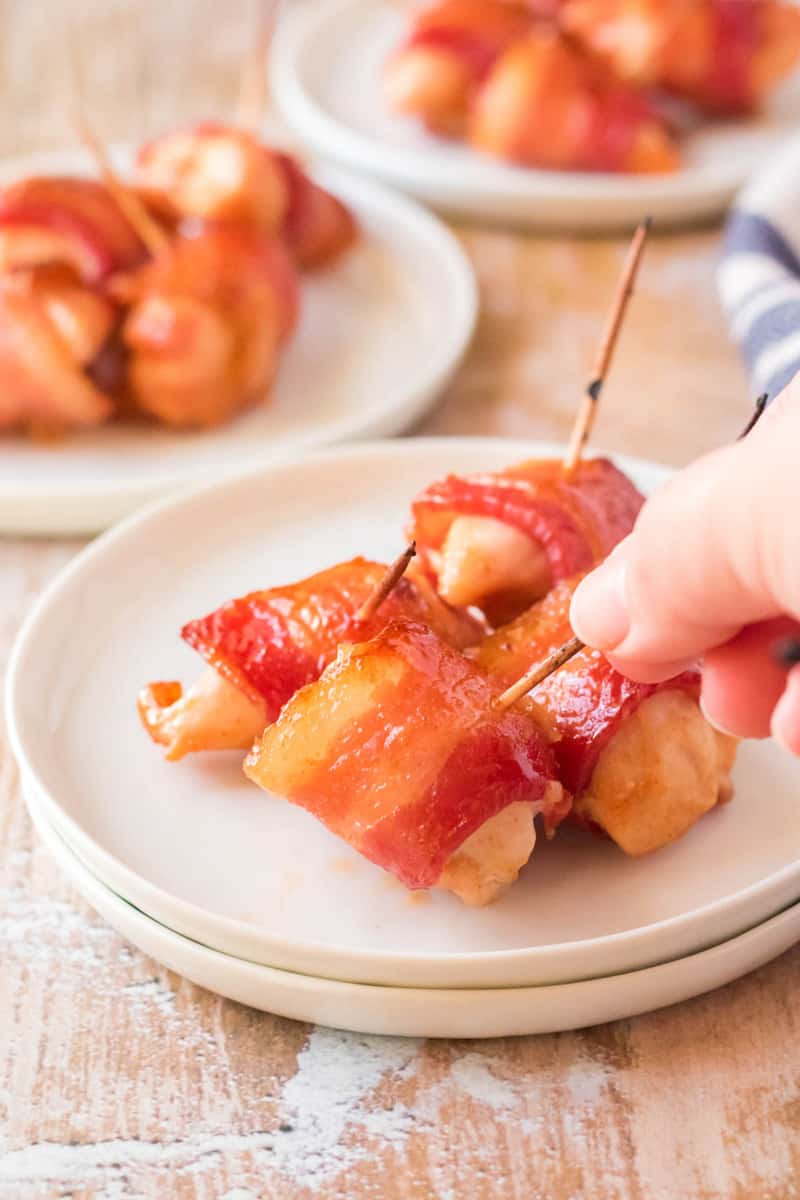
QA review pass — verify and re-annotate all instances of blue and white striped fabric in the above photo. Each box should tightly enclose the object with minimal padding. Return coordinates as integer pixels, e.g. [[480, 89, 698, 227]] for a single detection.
[[719, 135, 800, 402]]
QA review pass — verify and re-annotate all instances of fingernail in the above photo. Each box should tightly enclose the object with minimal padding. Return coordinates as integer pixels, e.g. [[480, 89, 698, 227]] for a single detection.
[[570, 558, 631, 650], [699, 694, 739, 738], [770, 674, 800, 756]]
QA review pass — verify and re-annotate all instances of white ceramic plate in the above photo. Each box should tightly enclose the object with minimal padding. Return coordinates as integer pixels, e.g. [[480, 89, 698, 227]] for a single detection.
[[272, 0, 800, 231], [8, 439, 800, 988], [24, 782, 800, 1038], [0, 147, 476, 535]]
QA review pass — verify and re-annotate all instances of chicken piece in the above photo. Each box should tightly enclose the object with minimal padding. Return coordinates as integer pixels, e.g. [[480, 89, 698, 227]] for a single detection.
[[436, 515, 552, 622], [0, 177, 146, 283], [385, 0, 533, 135], [471, 29, 680, 172], [0, 269, 115, 433], [139, 557, 483, 759], [135, 125, 357, 270], [138, 671, 267, 762], [576, 689, 737, 855], [245, 618, 569, 903], [562, 0, 800, 114], [113, 224, 298, 428]]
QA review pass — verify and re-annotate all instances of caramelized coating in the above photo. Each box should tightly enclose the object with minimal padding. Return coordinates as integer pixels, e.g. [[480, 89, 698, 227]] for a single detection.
[[471, 29, 680, 172], [0, 177, 146, 282], [111, 225, 298, 428], [563, 0, 800, 113], [245, 618, 568, 899], [474, 576, 737, 853], [139, 557, 483, 758], [0, 268, 116, 433], [409, 456, 644, 623]]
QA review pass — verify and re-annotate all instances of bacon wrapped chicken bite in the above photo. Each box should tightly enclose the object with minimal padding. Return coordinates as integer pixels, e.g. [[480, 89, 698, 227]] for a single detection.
[[562, 0, 800, 114], [474, 576, 737, 854], [139, 557, 482, 760], [245, 617, 569, 904], [135, 124, 357, 269], [109, 224, 299, 428], [409, 456, 644, 625], [470, 28, 680, 172]]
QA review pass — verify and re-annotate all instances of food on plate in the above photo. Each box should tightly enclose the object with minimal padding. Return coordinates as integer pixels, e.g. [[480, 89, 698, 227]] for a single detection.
[[244, 617, 570, 904], [471, 30, 680, 172], [386, 0, 800, 170], [0, 128, 357, 436], [562, 0, 800, 114], [474, 575, 738, 854], [135, 123, 357, 269], [408, 456, 644, 624], [138, 556, 482, 760]]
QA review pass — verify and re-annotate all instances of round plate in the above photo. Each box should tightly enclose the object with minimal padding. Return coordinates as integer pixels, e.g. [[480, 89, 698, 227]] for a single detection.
[[7, 439, 800, 989], [0, 147, 476, 535], [25, 782, 800, 1038], [272, 0, 800, 231]]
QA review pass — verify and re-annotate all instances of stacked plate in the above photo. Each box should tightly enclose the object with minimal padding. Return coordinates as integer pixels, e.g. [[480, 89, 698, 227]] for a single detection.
[[8, 439, 800, 1037]]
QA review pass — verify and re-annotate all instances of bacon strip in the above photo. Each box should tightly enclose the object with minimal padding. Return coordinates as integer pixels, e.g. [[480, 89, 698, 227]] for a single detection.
[[244, 617, 568, 891], [473, 575, 700, 797], [180, 558, 483, 721]]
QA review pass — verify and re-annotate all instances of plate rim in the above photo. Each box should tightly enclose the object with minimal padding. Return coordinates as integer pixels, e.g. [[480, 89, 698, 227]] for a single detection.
[[24, 780, 800, 1038], [0, 148, 477, 533], [8, 435, 800, 987]]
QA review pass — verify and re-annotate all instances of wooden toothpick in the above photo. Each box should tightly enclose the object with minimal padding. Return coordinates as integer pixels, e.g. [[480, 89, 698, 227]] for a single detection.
[[235, 0, 280, 133], [738, 393, 768, 440], [355, 542, 417, 623], [563, 216, 652, 476], [494, 635, 585, 711]]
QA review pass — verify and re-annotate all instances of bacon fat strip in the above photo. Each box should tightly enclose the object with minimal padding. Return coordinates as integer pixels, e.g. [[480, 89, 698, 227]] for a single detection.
[[244, 617, 569, 905], [409, 456, 644, 625], [0, 177, 147, 283], [474, 576, 738, 855], [470, 28, 680, 173], [135, 124, 357, 269], [138, 558, 483, 760], [562, 0, 800, 114], [384, 0, 533, 135]]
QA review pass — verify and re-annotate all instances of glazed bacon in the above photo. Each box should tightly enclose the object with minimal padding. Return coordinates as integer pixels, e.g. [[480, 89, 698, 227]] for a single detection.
[[409, 456, 644, 623], [562, 0, 800, 114], [244, 617, 568, 903], [0, 177, 146, 283], [474, 577, 737, 854], [139, 557, 482, 759], [470, 29, 679, 172], [135, 124, 357, 269], [385, 0, 533, 134]]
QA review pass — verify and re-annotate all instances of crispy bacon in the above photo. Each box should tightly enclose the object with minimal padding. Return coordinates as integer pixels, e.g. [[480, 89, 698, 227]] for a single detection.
[[179, 558, 483, 719], [244, 617, 568, 899], [474, 576, 737, 853], [0, 177, 146, 283], [409, 456, 644, 622], [470, 29, 680, 172], [135, 125, 357, 269], [563, 0, 800, 114]]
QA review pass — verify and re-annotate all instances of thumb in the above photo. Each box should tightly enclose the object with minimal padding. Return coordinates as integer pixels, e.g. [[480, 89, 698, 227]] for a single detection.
[[570, 379, 800, 682]]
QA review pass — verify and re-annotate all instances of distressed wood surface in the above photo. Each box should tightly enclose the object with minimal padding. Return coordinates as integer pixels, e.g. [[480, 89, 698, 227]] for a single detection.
[[0, 3, 798, 1198]]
